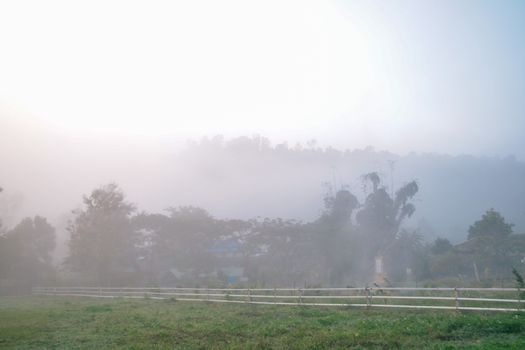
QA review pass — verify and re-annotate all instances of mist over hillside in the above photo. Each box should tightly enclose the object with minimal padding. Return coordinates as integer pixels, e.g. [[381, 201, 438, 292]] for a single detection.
[[2, 134, 524, 257], [169, 136, 525, 242]]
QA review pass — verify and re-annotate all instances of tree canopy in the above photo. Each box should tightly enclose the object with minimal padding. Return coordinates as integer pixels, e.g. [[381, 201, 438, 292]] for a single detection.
[[468, 208, 513, 240], [0, 216, 55, 292], [65, 183, 139, 286]]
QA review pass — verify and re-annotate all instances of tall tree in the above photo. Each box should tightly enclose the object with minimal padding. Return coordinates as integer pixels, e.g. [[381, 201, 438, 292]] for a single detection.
[[317, 189, 359, 285], [355, 172, 419, 281], [468, 208, 513, 240], [65, 183, 138, 286], [0, 216, 56, 292], [466, 209, 514, 276], [357, 173, 418, 248]]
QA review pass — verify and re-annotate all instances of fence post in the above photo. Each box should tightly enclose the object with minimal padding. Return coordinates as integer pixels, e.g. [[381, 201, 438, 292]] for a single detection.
[[365, 287, 371, 308], [454, 288, 460, 312], [206, 288, 210, 302], [517, 287, 521, 312], [247, 288, 251, 303], [273, 288, 277, 304], [299, 288, 303, 305]]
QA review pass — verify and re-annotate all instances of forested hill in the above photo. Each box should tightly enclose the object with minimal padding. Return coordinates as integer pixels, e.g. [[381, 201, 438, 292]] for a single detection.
[[166, 136, 525, 242], [1, 135, 524, 244]]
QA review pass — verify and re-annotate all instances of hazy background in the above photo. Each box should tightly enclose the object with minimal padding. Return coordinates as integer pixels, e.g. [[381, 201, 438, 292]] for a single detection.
[[1, 0, 525, 259]]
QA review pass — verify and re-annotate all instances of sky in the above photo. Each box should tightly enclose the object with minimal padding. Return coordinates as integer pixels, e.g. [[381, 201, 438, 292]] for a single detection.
[[1, 0, 524, 158]]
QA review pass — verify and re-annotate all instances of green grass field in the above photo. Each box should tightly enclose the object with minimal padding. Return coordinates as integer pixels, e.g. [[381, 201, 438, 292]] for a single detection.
[[0, 296, 524, 349]]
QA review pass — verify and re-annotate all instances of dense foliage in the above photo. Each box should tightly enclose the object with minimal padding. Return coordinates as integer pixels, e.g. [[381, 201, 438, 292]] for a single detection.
[[0, 216, 55, 293], [1, 172, 524, 291]]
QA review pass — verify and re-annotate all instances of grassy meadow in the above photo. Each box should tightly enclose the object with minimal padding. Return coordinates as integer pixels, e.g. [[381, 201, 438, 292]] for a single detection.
[[0, 296, 524, 349]]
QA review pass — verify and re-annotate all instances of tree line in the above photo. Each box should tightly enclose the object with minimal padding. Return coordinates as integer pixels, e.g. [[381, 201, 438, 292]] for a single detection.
[[1, 174, 524, 293]]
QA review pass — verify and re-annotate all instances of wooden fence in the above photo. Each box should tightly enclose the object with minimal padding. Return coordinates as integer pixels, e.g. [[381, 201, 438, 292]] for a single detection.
[[32, 286, 523, 312]]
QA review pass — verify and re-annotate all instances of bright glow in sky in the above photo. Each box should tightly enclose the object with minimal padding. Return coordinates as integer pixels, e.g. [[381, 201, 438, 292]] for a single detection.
[[1, 0, 525, 156]]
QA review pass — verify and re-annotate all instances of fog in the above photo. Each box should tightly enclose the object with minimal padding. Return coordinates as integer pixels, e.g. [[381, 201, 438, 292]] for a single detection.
[[1, 0, 525, 291], [2, 126, 524, 262]]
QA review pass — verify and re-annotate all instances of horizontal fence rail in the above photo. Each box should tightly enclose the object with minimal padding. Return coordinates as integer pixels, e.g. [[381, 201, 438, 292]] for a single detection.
[[32, 286, 523, 313]]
